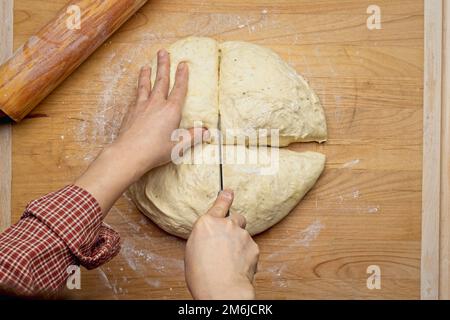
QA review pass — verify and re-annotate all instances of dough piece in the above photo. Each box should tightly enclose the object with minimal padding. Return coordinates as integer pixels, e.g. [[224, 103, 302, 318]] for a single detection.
[[223, 146, 325, 236], [219, 41, 327, 146], [129, 144, 220, 238], [129, 144, 325, 239], [150, 37, 219, 129]]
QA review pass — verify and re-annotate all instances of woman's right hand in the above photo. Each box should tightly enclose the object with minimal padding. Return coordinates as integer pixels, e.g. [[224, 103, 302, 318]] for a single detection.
[[185, 190, 260, 300]]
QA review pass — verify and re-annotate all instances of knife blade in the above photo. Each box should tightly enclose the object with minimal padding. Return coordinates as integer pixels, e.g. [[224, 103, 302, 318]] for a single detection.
[[217, 112, 230, 217]]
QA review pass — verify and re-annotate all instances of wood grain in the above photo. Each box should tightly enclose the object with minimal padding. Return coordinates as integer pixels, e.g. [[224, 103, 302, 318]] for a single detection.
[[439, 0, 450, 301], [421, 0, 442, 300], [0, 0, 148, 122], [0, 0, 13, 232], [10, 0, 423, 299]]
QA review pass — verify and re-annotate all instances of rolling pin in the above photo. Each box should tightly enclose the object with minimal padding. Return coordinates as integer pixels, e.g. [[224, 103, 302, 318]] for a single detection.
[[0, 0, 148, 122]]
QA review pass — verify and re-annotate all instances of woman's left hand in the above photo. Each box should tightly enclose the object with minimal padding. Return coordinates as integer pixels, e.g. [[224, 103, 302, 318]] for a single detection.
[[115, 49, 206, 178], [75, 49, 205, 216]]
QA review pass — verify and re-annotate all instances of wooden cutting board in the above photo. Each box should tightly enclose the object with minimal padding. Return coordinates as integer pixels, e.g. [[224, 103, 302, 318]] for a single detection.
[[10, 0, 423, 299]]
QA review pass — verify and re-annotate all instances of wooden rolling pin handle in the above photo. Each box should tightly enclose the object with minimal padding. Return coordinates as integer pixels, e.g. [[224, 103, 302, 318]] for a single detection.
[[0, 0, 148, 122]]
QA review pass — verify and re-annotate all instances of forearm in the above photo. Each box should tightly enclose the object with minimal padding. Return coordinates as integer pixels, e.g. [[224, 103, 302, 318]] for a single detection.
[[74, 142, 155, 218]]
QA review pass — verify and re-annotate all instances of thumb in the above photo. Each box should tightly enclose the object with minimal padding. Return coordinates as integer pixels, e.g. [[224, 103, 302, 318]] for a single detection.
[[207, 189, 234, 218]]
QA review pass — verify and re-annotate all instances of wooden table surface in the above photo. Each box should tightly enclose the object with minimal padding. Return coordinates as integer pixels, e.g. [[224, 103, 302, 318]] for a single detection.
[[10, 0, 423, 299]]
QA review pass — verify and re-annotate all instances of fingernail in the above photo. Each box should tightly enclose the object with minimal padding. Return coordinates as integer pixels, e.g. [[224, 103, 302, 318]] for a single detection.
[[158, 49, 167, 58], [203, 130, 210, 141], [178, 62, 186, 70], [142, 65, 150, 71], [221, 189, 234, 200]]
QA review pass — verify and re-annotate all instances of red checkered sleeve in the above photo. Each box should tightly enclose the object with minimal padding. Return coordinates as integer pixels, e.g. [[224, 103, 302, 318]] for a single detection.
[[0, 185, 120, 295]]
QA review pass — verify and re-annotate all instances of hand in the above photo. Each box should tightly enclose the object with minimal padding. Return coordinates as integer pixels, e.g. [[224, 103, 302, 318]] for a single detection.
[[75, 49, 205, 216], [185, 190, 260, 300], [115, 49, 207, 178]]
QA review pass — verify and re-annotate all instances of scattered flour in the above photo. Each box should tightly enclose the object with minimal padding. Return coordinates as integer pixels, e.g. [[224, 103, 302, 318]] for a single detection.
[[293, 220, 324, 247], [342, 159, 360, 168], [263, 220, 324, 287], [267, 220, 324, 260], [71, 44, 148, 163], [97, 267, 113, 290], [120, 239, 184, 274], [367, 206, 380, 214]]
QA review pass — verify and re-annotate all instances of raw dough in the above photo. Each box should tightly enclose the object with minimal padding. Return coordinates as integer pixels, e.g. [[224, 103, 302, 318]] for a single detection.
[[219, 41, 327, 146], [131, 37, 327, 238], [222, 146, 325, 236], [130, 145, 220, 238], [129, 145, 325, 239]]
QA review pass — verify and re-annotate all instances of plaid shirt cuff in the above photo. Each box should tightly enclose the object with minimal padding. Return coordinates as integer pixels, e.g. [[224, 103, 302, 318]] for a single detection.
[[23, 185, 120, 269], [0, 215, 77, 294]]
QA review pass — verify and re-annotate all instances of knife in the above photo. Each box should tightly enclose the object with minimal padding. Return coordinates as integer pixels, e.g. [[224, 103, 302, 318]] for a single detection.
[[217, 112, 230, 217]]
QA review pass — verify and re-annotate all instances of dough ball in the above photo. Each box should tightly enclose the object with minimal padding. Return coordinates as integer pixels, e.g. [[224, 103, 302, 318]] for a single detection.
[[130, 37, 327, 238]]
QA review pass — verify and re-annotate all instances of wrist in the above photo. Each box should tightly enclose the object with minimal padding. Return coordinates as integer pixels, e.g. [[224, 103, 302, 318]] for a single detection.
[[74, 143, 142, 216], [109, 139, 158, 181]]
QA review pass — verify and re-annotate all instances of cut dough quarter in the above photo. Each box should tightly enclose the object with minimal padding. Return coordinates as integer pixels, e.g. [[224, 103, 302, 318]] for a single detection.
[[219, 41, 327, 146], [223, 146, 326, 236], [129, 144, 326, 239], [130, 145, 220, 238]]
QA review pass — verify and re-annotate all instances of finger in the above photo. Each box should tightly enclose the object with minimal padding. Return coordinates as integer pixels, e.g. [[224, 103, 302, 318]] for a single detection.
[[207, 189, 234, 218], [229, 213, 246, 229], [168, 62, 189, 107], [250, 242, 260, 279], [150, 49, 171, 100], [249, 260, 258, 281], [137, 65, 152, 103]]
